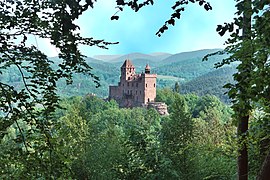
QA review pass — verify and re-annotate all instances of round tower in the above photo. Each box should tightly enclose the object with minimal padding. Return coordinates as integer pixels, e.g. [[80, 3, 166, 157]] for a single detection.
[[145, 64, 151, 74]]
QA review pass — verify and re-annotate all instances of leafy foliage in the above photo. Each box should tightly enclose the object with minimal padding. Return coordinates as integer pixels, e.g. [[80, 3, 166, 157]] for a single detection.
[[112, 0, 212, 37], [0, 0, 117, 178], [205, 1, 270, 178], [1, 91, 239, 179], [1, 0, 270, 178]]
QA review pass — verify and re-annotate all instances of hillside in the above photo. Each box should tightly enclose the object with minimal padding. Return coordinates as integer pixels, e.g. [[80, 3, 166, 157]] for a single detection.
[[1, 49, 235, 101], [149, 52, 172, 60], [160, 49, 222, 64], [180, 65, 237, 104], [154, 53, 228, 81]]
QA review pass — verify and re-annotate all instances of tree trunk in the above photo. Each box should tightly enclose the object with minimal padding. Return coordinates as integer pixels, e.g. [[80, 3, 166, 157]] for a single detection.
[[257, 148, 270, 180], [238, 115, 249, 180], [237, 0, 252, 180]]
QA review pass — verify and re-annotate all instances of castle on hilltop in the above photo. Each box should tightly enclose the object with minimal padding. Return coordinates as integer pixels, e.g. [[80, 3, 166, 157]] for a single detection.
[[109, 59, 168, 115]]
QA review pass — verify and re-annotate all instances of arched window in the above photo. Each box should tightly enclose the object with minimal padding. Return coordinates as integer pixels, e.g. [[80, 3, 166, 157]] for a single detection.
[[154, 83, 155, 87], [148, 98, 150, 102], [146, 83, 147, 88]]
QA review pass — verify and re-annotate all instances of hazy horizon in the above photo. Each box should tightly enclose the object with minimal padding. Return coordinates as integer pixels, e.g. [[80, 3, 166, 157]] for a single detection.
[[47, 48, 223, 59]]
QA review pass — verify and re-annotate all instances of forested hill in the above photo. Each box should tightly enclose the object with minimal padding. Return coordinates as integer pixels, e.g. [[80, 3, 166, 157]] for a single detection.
[[0, 49, 234, 102], [181, 65, 237, 104], [159, 48, 222, 64]]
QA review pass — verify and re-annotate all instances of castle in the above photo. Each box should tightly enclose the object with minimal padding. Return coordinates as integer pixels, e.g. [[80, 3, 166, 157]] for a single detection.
[[109, 59, 168, 115]]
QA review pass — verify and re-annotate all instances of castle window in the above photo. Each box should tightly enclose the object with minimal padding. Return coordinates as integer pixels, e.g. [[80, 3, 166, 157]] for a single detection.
[[154, 83, 156, 87], [146, 83, 147, 88], [140, 91, 141, 95], [148, 98, 150, 102], [136, 90, 137, 95], [123, 83, 124, 86]]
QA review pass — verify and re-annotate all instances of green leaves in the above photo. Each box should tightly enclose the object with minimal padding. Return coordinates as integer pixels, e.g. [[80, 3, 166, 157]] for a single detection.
[[156, 0, 212, 37], [216, 23, 235, 36], [0, 0, 116, 178], [111, 15, 119, 20], [112, 0, 212, 37]]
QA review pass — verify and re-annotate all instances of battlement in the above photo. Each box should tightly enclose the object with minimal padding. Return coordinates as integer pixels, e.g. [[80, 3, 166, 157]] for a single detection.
[[142, 73, 157, 78]]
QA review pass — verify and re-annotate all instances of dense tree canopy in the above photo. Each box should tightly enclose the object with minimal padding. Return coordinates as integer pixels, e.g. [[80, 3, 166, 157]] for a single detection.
[[1, 0, 270, 179], [1, 92, 239, 178], [0, 0, 116, 178]]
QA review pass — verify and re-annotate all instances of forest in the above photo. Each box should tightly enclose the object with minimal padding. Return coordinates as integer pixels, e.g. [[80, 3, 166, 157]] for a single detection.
[[0, 90, 251, 178], [0, 0, 270, 179], [0, 89, 268, 179]]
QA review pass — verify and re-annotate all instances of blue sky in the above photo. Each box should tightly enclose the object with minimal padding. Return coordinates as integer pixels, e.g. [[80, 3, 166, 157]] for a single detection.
[[35, 0, 236, 57]]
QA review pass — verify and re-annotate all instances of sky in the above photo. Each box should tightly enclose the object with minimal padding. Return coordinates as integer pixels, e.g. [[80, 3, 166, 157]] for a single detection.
[[33, 0, 237, 57]]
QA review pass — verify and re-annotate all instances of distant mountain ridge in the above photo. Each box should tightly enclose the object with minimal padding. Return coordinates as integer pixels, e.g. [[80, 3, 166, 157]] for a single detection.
[[2, 48, 235, 103], [161, 48, 222, 64], [92, 52, 172, 63], [149, 52, 172, 57], [93, 55, 122, 61], [108, 52, 168, 63]]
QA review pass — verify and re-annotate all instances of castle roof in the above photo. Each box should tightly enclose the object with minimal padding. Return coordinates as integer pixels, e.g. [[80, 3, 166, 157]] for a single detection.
[[145, 64, 151, 70], [121, 59, 134, 68]]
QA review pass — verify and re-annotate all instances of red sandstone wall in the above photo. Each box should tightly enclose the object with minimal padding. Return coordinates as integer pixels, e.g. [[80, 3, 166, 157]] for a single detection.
[[120, 80, 144, 106], [109, 86, 120, 100], [109, 61, 157, 107], [143, 74, 157, 104]]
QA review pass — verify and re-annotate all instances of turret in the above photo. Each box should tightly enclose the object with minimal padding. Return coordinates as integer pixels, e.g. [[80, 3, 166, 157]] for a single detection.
[[145, 64, 150, 74]]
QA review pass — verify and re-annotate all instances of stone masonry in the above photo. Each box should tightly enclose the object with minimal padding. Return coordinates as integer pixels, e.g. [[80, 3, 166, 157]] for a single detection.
[[109, 59, 168, 115]]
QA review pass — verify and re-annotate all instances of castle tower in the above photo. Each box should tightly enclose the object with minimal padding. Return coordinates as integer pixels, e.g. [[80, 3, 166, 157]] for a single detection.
[[142, 70, 156, 104], [145, 64, 151, 74], [109, 59, 168, 115], [121, 59, 135, 81], [109, 59, 156, 107]]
